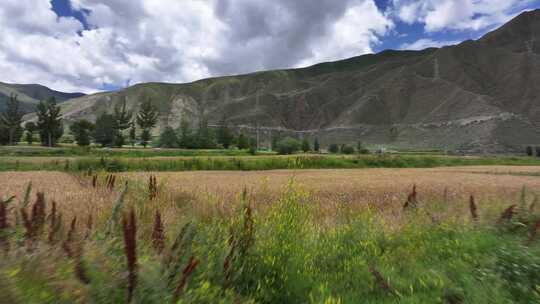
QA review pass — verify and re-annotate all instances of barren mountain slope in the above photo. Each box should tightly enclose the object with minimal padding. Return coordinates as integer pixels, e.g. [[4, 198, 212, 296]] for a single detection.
[[38, 10, 540, 151]]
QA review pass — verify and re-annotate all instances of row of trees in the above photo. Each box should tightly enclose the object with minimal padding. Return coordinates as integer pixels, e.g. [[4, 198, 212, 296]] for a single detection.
[[0, 95, 63, 147], [72, 99, 159, 147], [1, 93, 371, 154], [270, 136, 369, 155], [158, 118, 256, 151], [525, 146, 540, 157]]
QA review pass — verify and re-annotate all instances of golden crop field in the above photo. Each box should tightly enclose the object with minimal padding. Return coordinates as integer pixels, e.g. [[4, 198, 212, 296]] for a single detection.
[[2, 166, 540, 303], [2, 166, 540, 224]]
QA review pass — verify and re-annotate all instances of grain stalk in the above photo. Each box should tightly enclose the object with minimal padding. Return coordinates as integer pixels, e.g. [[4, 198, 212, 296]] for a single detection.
[[122, 208, 137, 304], [403, 184, 418, 210], [469, 195, 478, 222], [526, 218, 540, 246], [369, 265, 396, 296], [149, 175, 158, 201], [173, 256, 198, 301], [151, 209, 165, 254]]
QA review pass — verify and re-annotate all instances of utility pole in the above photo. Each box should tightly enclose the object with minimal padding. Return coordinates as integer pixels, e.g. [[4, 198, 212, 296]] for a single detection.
[[256, 88, 260, 150]]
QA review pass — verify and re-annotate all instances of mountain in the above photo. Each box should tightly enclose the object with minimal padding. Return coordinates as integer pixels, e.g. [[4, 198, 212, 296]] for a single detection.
[[31, 9, 540, 152], [0, 82, 85, 113]]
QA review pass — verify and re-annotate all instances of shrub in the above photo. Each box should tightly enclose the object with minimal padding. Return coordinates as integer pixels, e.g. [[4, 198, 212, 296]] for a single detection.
[[313, 138, 320, 153], [301, 138, 310, 153], [237, 134, 249, 150], [526, 146, 534, 156], [276, 137, 301, 155], [158, 127, 179, 148], [328, 144, 339, 154], [341, 145, 355, 155]]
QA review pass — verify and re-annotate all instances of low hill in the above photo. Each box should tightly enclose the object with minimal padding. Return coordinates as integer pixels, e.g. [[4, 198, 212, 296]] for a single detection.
[[0, 82, 85, 113]]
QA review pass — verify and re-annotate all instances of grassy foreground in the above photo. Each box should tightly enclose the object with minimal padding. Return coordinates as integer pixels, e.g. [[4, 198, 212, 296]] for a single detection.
[[2, 154, 540, 172], [1, 175, 539, 303]]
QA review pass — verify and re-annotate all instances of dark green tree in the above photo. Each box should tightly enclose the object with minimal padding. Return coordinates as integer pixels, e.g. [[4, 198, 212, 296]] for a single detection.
[[136, 100, 158, 147], [217, 116, 234, 149], [129, 122, 137, 147], [159, 126, 179, 148], [70, 119, 95, 146], [237, 133, 249, 150], [248, 137, 257, 155], [341, 145, 355, 154], [0, 94, 24, 145], [36, 97, 63, 147], [24, 122, 37, 145], [313, 137, 320, 153], [195, 117, 216, 149], [301, 137, 310, 153], [276, 137, 301, 155], [112, 99, 132, 147], [93, 114, 115, 147], [178, 115, 194, 148], [357, 141, 369, 154], [328, 144, 339, 154]]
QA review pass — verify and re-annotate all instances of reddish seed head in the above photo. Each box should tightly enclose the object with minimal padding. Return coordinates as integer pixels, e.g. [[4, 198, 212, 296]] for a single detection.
[[469, 195, 478, 222]]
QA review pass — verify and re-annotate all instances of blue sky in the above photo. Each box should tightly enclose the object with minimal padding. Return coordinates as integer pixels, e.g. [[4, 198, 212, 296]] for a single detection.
[[1, 0, 539, 93]]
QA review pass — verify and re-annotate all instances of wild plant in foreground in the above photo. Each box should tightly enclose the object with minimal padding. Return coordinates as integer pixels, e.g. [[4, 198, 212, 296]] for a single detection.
[[173, 256, 199, 301], [21, 192, 47, 248], [499, 205, 517, 223], [165, 221, 196, 288], [122, 208, 137, 304], [526, 218, 540, 246], [0, 196, 14, 252], [530, 195, 538, 214], [62, 217, 77, 258], [107, 181, 128, 234], [368, 265, 395, 296], [85, 214, 93, 239], [151, 209, 165, 254], [469, 195, 478, 222], [106, 174, 116, 191], [403, 184, 418, 209], [92, 175, 98, 188], [47, 200, 63, 244], [223, 204, 254, 288], [148, 175, 158, 201]]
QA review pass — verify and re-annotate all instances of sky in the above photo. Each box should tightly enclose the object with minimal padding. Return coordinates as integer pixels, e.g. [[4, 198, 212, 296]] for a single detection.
[[0, 0, 539, 93]]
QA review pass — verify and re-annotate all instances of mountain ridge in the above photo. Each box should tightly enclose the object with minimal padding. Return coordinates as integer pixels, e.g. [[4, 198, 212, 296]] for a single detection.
[[19, 9, 540, 152], [0, 82, 85, 113]]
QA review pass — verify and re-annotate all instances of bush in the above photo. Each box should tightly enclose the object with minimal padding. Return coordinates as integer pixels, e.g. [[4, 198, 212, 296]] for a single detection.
[[301, 138, 310, 153], [526, 146, 534, 156], [276, 137, 301, 155], [328, 144, 339, 154], [158, 127, 179, 148], [340, 145, 355, 154]]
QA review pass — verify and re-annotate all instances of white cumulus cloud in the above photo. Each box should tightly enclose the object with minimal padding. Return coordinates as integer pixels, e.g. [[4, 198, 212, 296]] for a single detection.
[[0, 0, 393, 93], [391, 0, 533, 32]]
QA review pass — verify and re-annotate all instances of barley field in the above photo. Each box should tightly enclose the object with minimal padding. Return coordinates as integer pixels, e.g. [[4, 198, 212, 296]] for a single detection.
[[1, 166, 540, 303]]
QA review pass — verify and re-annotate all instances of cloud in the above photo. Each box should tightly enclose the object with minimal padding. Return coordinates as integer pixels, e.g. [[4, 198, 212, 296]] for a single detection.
[[400, 38, 460, 50], [391, 0, 532, 32], [0, 0, 393, 93]]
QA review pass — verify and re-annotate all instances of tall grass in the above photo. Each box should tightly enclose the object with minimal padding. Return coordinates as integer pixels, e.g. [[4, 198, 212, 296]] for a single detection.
[[0, 177, 539, 303], [2, 154, 540, 172]]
